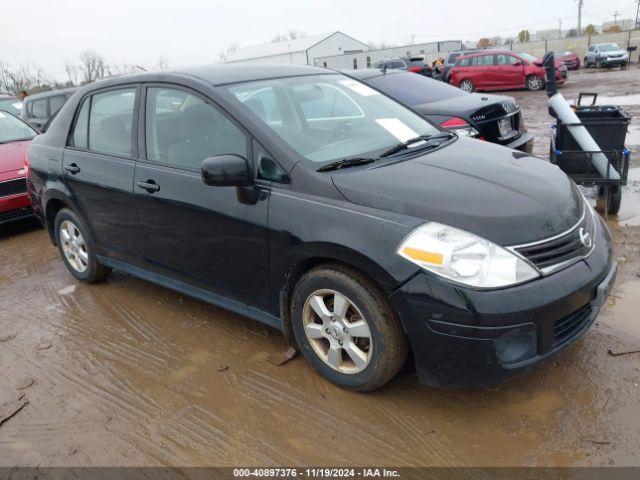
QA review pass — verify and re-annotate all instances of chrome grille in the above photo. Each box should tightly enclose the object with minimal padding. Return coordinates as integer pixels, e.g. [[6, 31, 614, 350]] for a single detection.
[[514, 209, 595, 272], [0, 178, 27, 198]]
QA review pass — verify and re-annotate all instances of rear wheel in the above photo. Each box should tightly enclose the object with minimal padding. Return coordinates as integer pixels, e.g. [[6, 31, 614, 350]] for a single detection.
[[597, 186, 622, 215], [459, 79, 475, 92], [291, 264, 408, 392], [526, 75, 544, 91], [54, 209, 111, 283]]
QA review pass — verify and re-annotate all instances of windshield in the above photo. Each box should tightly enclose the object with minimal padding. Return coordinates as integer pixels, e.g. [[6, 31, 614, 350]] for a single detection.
[[225, 74, 440, 163], [0, 111, 36, 144], [518, 53, 538, 62], [0, 98, 23, 115], [599, 44, 621, 52], [367, 72, 466, 106]]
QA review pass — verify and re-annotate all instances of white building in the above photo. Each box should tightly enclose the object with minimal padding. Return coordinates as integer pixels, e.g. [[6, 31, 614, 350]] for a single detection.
[[227, 31, 370, 65], [602, 19, 635, 32], [314, 40, 464, 70]]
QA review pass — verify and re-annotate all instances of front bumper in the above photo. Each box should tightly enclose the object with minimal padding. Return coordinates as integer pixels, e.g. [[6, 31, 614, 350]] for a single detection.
[[600, 57, 628, 66], [506, 130, 534, 153], [0, 193, 33, 225], [389, 216, 614, 388]]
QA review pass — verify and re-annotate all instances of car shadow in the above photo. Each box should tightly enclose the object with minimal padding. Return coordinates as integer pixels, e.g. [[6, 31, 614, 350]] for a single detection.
[[0, 216, 43, 241]]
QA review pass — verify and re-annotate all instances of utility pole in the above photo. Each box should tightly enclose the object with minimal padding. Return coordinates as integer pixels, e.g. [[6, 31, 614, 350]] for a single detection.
[[613, 11, 620, 26], [559, 18, 563, 38], [635, 0, 640, 30], [577, 0, 584, 35]]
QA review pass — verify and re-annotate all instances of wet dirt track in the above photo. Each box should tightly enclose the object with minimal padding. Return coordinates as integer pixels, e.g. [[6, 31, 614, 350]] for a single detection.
[[1, 68, 640, 469]]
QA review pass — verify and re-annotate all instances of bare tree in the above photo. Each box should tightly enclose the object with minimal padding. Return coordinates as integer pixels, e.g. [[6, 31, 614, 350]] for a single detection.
[[0, 61, 52, 95], [270, 30, 306, 43], [64, 60, 79, 86], [78, 50, 107, 84], [368, 41, 395, 50], [218, 43, 239, 62], [155, 56, 169, 70]]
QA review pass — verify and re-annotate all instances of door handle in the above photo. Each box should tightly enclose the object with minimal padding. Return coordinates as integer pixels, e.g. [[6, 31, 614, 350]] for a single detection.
[[137, 179, 160, 193], [64, 163, 80, 174]]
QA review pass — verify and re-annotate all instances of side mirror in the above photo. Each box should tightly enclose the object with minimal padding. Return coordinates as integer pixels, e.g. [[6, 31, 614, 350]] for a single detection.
[[513, 60, 522, 66], [201, 154, 253, 187]]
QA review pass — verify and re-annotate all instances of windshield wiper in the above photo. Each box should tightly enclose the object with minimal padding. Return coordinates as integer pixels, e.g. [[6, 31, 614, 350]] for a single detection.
[[317, 157, 376, 172], [380, 132, 455, 158]]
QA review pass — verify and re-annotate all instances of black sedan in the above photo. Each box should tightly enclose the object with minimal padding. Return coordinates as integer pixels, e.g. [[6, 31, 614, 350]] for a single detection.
[[345, 68, 534, 152]]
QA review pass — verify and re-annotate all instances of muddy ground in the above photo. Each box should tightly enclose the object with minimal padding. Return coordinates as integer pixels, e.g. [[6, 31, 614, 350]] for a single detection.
[[1, 67, 640, 468]]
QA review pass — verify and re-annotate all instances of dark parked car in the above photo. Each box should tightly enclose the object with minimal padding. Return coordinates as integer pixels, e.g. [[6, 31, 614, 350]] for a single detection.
[[27, 64, 615, 391], [584, 43, 629, 68], [372, 57, 433, 77], [0, 95, 23, 116], [22, 87, 77, 131], [450, 50, 567, 92], [345, 69, 533, 152], [0, 111, 37, 224], [442, 49, 481, 83], [557, 51, 581, 70]]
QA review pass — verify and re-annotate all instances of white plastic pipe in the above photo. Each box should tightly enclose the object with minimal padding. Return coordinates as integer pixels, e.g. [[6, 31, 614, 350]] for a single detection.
[[549, 92, 620, 180]]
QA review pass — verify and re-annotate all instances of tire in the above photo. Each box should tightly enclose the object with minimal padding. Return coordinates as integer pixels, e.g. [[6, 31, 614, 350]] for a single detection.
[[596, 59, 602, 69], [526, 75, 544, 91], [584, 58, 589, 68], [597, 186, 622, 215], [291, 264, 408, 392], [459, 79, 475, 92], [54, 208, 111, 283]]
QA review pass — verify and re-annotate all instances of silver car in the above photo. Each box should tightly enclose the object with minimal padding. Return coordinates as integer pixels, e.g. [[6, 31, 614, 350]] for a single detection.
[[584, 43, 629, 68]]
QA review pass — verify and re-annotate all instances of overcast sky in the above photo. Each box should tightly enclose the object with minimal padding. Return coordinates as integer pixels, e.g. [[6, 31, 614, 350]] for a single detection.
[[2, 0, 637, 81]]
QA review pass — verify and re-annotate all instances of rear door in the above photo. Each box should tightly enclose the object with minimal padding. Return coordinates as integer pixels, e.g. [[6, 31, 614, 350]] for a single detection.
[[494, 53, 524, 88], [133, 84, 271, 309], [473, 54, 496, 89], [62, 86, 140, 262]]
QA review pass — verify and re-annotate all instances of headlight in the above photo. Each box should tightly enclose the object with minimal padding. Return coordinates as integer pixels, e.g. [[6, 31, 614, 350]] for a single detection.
[[397, 223, 539, 288]]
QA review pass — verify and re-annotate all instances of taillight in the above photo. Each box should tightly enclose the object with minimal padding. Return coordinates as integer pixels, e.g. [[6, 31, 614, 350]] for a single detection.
[[440, 117, 480, 138], [407, 66, 422, 73], [23, 151, 30, 177]]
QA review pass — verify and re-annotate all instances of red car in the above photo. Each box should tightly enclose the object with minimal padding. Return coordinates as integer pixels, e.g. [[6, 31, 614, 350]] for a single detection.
[[557, 50, 580, 70], [450, 50, 567, 93], [0, 110, 37, 225]]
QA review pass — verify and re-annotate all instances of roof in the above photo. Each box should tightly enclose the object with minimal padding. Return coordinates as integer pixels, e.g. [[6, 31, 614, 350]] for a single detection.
[[24, 87, 78, 101], [75, 63, 332, 94], [228, 32, 345, 62], [343, 69, 404, 81]]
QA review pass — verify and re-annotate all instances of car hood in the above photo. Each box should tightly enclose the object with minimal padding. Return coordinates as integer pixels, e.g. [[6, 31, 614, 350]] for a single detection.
[[0, 140, 30, 174], [331, 137, 583, 246], [603, 50, 627, 56], [414, 93, 513, 118]]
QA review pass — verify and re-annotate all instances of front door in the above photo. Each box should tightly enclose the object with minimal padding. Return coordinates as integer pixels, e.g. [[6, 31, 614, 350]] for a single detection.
[[493, 54, 525, 89], [62, 86, 140, 261], [133, 85, 270, 310]]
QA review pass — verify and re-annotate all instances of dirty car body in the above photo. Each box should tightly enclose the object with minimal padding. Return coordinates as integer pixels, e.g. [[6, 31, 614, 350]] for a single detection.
[[27, 64, 615, 389]]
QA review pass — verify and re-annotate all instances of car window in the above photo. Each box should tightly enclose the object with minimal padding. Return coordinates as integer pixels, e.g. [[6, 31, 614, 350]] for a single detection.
[[145, 87, 247, 170], [236, 86, 283, 125], [49, 95, 67, 116], [368, 72, 466, 105], [0, 111, 37, 143], [390, 60, 405, 69], [69, 98, 90, 148], [88, 88, 136, 157], [294, 83, 363, 121], [447, 53, 460, 63], [227, 73, 440, 164], [496, 54, 518, 65], [472, 55, 495, 66], [458, 58, 471, 67], [32, 99, 48, 118], [598, 44, 620, 52]]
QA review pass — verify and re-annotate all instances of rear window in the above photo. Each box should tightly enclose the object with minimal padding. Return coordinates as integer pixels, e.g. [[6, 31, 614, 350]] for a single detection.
[[32, 98, 48, 118], [49, 95, 67, 115], [367, 72, 467, 106]]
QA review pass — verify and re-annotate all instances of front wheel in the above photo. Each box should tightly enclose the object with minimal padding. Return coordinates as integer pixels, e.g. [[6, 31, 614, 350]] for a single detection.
[[54, 208, 111, 283], [596, 59, 603, 69], [526, 75, 544, 91], [459, 79, 475, 92], [291, 265, 408, 392], [584, 58, 589, 68]]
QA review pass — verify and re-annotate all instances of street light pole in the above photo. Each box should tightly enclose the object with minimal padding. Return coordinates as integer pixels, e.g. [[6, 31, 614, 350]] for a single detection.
[[577, 0, 584, 35]]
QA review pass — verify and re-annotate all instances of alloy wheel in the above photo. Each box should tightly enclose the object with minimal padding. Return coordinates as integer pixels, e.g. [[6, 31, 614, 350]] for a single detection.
[[59, 220, 89, 273], [302, 289, 372, 374], [528, 76, 544, 90], [460, 80, 474, 92]]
